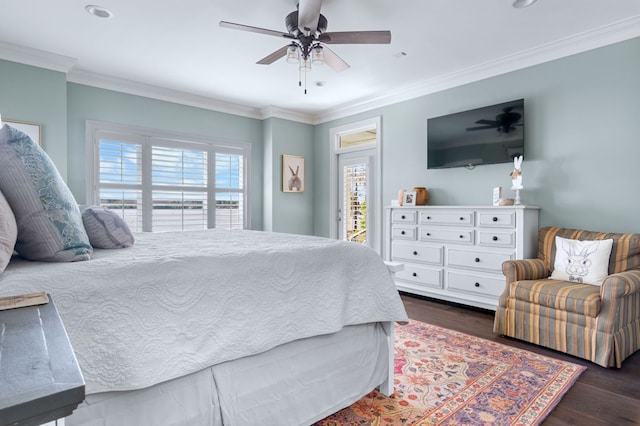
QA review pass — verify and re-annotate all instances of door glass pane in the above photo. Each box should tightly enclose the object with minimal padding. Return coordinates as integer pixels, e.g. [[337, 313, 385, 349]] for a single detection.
[[343, 162, 368, 244]]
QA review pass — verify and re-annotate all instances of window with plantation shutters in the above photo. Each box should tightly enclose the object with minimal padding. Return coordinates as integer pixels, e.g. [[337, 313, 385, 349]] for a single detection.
[[215, 152, 244, 230], [87, 122, 250, 232]]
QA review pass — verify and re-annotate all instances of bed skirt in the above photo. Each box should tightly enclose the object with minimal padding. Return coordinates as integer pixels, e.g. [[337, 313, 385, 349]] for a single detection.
[[66, 322, 390, 426]]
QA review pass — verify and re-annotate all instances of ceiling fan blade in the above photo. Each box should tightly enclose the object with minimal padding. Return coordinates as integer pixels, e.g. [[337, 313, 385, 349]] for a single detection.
[[321, 46, 350, 72], [219, 21, 293, 39], [474, 119, 497, 125], [298, 0, 323, 33], [319, 30, 391, 44], [466, 126, 496, 131], [257, 45, 291, 65]]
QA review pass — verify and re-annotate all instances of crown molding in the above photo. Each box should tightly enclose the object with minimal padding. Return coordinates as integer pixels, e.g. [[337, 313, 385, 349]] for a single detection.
[[67, 68, 264, 120], [0, 41, 77, 73], [259, 106, 315, 124], [313, 15, 640, 124]]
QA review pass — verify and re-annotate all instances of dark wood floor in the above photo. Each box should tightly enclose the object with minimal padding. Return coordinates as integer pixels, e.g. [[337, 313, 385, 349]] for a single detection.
[[400, 293, 640, 426]]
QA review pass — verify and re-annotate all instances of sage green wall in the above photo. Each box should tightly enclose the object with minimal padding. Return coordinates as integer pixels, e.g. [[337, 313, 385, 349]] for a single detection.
[[314, 37, 640, 236], [263, 117, 314, 235], [0, 60, 68, 180], [66, 83, 265, 230]]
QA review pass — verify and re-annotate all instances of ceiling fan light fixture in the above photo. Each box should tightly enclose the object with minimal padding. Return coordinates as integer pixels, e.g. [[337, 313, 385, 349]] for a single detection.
[[512, 0, 538, 8], [312, 45, 324, 65], [299, 57, 312, 72], [286, 45, 300, 64]]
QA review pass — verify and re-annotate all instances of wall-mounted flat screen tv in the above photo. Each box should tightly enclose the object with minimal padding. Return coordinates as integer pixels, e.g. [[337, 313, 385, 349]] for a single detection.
[[427, 99, 524, 169]]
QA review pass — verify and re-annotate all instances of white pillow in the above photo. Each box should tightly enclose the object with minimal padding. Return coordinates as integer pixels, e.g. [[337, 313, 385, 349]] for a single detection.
[[550, 236, 613, 286], [0, 190, 18, 273]]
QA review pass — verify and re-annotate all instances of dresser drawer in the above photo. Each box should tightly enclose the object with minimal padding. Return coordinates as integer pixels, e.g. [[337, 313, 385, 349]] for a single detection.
[[392, 242, 443, 265], [419, 210, 474, 226], [447, 248, 513, 272], [477, 230, 516, 248], [392, 210, 417, 224], [392, 226, 417, 240], [396, 265, 443, 289], [447, 271, 505, 298], [419, 228, 474, 244], [477, 211, 516, 228]]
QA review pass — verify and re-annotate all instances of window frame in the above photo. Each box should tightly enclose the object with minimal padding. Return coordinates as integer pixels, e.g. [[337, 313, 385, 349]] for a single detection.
[[85, 120, 251, 231]]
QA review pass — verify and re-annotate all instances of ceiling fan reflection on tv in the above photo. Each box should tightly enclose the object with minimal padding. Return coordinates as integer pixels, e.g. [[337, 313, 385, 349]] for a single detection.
[[466, 107, 523, 134], [219, 0, 391, 93]]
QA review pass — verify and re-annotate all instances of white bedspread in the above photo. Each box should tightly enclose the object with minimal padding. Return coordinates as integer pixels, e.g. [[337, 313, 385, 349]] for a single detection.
[[0, 229, 407, 394]]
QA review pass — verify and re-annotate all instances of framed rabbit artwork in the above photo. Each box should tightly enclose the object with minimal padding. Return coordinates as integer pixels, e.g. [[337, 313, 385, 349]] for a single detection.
[[282, 154, 305, 192]]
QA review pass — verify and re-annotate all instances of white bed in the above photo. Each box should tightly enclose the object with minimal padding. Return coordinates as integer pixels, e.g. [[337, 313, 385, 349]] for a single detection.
[[0, 229, 408, 425]]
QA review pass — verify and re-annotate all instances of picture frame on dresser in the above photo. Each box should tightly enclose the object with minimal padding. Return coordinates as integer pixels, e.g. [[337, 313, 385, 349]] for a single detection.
[[403, 191, 416, 206]]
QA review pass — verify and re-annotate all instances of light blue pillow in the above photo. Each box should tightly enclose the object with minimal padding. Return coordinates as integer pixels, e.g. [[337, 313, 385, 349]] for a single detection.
[[0, 124, 92, 262], [82, 206, 135, 249]]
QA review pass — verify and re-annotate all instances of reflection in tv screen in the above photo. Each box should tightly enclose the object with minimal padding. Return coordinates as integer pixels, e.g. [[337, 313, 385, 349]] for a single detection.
[[427, 99, 524, 169]]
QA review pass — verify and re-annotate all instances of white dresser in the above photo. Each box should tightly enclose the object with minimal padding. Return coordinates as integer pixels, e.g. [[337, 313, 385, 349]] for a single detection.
[[384, 205, 539, 310]]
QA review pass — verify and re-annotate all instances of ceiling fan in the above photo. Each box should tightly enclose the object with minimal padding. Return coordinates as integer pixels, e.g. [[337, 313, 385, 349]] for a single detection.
[[466, 107, 523, 134], [219, 0, 391, 92]]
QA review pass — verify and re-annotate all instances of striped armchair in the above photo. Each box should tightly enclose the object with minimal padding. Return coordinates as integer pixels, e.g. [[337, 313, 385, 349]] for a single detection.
[[494, 226, 640, 367]]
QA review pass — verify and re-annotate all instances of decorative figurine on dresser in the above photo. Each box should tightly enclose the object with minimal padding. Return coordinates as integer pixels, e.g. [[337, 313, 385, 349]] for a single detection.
[[510, 155, 524, 205], [384, 205, 539, 310]]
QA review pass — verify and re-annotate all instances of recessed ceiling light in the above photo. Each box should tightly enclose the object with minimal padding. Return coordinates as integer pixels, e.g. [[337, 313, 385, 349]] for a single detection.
[[512, 0, 538, 8], [85, 5, 113, 18]]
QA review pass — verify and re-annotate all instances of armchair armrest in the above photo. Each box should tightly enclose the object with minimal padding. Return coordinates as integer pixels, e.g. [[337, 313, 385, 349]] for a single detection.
[[502, 259, 549, 283], [601, 270, 640, 299]]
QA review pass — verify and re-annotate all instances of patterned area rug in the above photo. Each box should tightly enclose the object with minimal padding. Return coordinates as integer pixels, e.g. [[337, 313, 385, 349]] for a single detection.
[[316, 320, 586, 426]]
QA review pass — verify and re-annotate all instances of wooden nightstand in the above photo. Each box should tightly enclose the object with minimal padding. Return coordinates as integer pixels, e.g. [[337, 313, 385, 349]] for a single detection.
[[0, 294, 85, 426]]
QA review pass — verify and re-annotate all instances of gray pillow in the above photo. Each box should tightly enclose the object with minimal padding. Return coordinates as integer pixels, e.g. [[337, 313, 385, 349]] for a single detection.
[[82, 206, 135, 249], [0, 124, 92, 261], [0, 189, 17, 273]]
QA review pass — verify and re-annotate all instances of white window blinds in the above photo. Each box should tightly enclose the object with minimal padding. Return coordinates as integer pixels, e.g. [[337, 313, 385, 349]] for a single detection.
[[91, 125, 249, 232]]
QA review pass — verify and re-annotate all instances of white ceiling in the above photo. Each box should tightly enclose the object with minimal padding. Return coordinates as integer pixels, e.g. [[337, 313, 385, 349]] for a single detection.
[[1, 0, 640, 123]]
